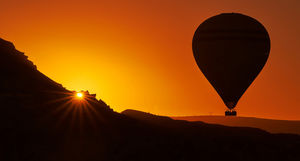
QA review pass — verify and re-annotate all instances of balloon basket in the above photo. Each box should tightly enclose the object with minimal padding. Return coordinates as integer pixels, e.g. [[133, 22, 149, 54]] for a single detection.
[[225, 110, 237, 116]]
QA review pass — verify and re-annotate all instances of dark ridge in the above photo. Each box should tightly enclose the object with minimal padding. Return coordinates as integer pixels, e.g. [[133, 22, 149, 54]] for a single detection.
[[172, 115, 300, 135], [122, 109, 173, 122]]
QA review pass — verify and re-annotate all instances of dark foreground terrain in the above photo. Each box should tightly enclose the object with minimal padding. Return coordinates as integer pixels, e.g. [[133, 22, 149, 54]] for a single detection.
[[172, 116, 300, 135], [1, 38, 300, 161]]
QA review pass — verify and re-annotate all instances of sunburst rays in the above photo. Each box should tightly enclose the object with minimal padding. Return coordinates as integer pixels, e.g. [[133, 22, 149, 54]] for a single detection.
[[43, 90, 106, 132]]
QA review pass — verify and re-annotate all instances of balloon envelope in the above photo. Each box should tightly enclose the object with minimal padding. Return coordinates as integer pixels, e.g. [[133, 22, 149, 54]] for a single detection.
[[192, 13, 270, 109]]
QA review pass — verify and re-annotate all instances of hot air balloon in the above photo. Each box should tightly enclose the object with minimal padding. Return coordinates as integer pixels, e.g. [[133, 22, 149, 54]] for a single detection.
[[192, 13, 270, 116]]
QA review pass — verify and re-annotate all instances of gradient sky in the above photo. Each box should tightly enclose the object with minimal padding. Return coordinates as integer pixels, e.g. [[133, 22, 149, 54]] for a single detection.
[[0, 0, 299, 120]]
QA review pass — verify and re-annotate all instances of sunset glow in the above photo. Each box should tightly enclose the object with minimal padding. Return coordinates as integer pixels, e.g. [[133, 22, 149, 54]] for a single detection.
[[1, 0, 299, 120]]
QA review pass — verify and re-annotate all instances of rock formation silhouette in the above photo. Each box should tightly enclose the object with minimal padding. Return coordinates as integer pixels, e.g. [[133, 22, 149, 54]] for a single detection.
[[1, 38, 300, 161]]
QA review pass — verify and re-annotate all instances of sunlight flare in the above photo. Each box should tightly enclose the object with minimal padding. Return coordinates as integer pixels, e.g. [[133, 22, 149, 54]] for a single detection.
[[76, 92, 84, 98]]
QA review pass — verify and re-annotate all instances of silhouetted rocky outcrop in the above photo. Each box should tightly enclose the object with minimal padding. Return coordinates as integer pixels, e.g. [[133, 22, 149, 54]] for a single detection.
[[1, 38, 300, 161]]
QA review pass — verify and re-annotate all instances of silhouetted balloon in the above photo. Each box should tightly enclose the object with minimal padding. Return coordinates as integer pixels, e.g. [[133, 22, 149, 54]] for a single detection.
[[192, 13, 270, 110]]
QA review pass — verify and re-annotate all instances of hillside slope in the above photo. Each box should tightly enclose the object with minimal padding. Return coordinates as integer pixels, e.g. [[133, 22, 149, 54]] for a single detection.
[[172, 116, 300, 135]]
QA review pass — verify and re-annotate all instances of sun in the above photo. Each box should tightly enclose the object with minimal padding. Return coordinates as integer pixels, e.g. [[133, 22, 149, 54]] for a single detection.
[[76, 92, 84, 98]]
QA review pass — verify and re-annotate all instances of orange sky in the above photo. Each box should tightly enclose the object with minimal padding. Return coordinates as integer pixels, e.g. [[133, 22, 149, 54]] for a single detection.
[[0, 0, 299, 120]]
